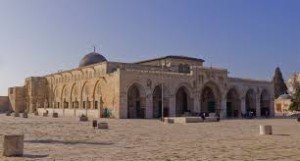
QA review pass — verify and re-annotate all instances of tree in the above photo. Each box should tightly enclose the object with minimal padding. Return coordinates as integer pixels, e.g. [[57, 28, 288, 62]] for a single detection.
[[289, 88, 300, 111], [287, 73, 300, 94], [272, 67, 288, 98]]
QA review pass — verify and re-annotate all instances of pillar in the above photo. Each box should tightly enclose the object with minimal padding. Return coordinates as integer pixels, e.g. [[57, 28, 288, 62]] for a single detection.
[[193, 93, 200, 113], [256, 96, 261, 117], [220, 97, 227, 118], [241, 97, 246, 115], [169, 95, 176, 117], [145, 95, 153, 119]]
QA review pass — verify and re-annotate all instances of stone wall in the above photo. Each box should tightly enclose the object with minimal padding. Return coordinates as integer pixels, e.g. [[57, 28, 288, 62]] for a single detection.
[[25, 77, 48, 112], [8, 87, 26, 113], [0, 96, 10, 113], [136, 56, 204, 67], [37, 108, 100, 118], [43, 63, 121, 118], [119, 65, 229, 118]]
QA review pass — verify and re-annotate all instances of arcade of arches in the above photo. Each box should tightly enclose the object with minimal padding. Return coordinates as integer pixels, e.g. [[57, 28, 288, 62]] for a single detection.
[[126, 82, 272, 119]]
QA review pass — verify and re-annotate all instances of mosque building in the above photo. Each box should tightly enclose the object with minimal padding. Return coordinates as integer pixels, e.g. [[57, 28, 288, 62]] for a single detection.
[[8, 51, 274, 119]]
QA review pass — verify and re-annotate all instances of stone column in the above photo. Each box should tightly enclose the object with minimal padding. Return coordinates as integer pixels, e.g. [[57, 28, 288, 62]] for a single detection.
[[99, 97, 104, 118], [91, 97, 95, 109], [169, 95, 176, 117], [145, 95, 153, 119], [240, 97, 246, 115], [85, 98, 88, 116], [119, 93, 127, 119], [220, 97, 227, 118], [256, 96, 261, 117], [193, 93, 200, 113]]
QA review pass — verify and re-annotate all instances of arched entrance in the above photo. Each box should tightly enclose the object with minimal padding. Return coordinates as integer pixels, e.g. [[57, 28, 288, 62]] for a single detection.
[[245, 89, 256, 116], [260, 90, 271, 117], [226, 88, 240, 118], [127, 83, 146, 118], [152, 85, 169, 118], [176, 86, 191, 116], [201, 82, 221, 114]]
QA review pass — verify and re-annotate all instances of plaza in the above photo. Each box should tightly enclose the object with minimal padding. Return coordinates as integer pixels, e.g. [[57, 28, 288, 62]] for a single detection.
[[0, 114, 299, 160]]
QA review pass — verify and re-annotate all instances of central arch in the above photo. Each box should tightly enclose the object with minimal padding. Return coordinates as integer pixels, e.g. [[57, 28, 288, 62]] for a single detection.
[[245, 89, 256, 116], [127, 83, 146, 118], [152, 84, 169, 118], [201, 82, 221, 114], [176, 86, 192, 116], [226, 88, 240, 118]]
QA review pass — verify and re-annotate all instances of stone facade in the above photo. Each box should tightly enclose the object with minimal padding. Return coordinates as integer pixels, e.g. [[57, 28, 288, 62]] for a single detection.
[[8, 53, 274, 119], [8, 87, 26, 113], [274, 94, 292, 116]]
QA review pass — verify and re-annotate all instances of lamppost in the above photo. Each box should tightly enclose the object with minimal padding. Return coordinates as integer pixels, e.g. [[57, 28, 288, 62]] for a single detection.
[[161, 59, 166, 121]]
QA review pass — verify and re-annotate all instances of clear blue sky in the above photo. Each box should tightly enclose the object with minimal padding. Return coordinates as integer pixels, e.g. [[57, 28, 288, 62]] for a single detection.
[[0, 0, 299, 95]]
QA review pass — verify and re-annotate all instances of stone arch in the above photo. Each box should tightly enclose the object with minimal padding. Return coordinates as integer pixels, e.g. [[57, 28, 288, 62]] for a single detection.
[[51, 85, 57, 102], [260, 89, 271, 117], [226, 87, 241, 117], [201, 81, 222, 114], [70, 83, 79, 108], [92, 78, 106, 110], [152, 84, 170, 118], [245, 88, 256, 116], [60, 85, 70, 109], [81, 81, 92, 109], [175, 84, 193, 116], [53, 86, 60, 108], [127, 83, 146, 118]]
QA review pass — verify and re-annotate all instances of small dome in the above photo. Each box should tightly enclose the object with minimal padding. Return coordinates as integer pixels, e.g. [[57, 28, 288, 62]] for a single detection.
[[79, 52, 107, 67], [277, 94, 292, 100]]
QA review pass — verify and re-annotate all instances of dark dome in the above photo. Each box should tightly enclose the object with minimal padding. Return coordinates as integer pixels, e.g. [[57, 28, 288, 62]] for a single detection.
[[79, 52, 107, 67]]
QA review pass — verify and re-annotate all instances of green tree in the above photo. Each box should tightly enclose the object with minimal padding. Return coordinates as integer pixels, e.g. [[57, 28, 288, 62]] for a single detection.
[[289, 88, 300, 111], [272, 67, 288, 98]]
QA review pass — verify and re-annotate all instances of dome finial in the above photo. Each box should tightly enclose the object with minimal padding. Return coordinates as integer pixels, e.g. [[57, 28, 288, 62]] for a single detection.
[[93, 45, 96, 53]]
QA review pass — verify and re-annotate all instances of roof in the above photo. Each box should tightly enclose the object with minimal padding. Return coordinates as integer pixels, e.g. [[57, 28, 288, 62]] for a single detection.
[[277, 94, 292, 100], [135, 55, 205, 64]]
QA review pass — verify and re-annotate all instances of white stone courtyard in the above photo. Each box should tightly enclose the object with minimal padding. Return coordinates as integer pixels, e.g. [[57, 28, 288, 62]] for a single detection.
[[0, 114, 300, 161]]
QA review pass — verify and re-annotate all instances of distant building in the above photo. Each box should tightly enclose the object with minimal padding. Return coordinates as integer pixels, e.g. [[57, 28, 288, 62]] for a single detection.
[[274, 94, 292, 116], [8, 52, 274, 118]]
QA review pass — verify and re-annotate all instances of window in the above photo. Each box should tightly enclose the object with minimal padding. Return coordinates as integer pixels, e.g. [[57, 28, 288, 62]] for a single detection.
[[178, 64, 190, 73], [178, 64, 184, 72]]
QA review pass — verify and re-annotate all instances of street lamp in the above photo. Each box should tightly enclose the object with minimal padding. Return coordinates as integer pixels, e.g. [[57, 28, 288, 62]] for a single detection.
[[161, 59, 166, 121]]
